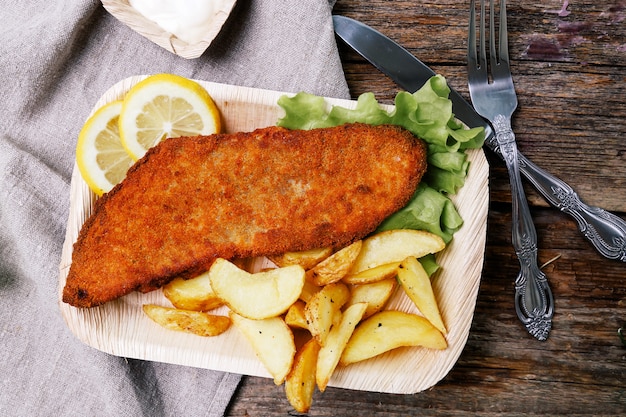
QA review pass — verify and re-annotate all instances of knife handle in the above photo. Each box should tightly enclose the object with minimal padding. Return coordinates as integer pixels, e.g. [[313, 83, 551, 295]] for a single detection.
[[490, 143, 626, 262]]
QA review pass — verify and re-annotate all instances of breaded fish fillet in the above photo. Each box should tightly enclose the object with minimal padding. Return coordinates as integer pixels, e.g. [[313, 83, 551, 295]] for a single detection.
[[63, 123, 427, 308]]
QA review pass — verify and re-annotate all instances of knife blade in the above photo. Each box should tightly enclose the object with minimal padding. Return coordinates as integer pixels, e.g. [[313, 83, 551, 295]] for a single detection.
[[333, 14, 626, 262], [332, 15, 493, 138]]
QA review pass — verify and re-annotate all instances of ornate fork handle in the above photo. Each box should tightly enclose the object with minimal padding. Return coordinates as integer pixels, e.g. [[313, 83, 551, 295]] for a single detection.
[[487, 133, 626, 262], [491, 114, 554, 341]]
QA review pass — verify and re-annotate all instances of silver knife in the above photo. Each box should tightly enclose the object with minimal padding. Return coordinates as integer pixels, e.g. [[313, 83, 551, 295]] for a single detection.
[[333, 14, 626, 262]]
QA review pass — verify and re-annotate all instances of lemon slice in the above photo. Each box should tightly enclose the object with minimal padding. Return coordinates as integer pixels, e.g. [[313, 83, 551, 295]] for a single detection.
[[119, 73, 221, 160], [76, 100, 134, 196]]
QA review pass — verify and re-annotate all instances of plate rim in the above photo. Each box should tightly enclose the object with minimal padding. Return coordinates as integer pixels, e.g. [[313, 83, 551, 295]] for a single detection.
[[57, 76, 489, 394]]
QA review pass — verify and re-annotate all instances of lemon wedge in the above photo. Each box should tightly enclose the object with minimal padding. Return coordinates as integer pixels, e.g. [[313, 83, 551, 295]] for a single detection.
[[119, 73, 221, 160], [76, 100, 134, 196]]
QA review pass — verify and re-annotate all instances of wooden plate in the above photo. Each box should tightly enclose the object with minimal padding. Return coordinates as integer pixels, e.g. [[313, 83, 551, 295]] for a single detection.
[[58, 76, 489, 394], [101, 0, 237, 59]]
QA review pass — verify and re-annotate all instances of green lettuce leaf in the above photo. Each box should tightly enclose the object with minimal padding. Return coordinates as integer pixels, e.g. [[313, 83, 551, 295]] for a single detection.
[[276, 93, 330, 130], [375, 184, 463, 243], [419, 254, 440, 277]]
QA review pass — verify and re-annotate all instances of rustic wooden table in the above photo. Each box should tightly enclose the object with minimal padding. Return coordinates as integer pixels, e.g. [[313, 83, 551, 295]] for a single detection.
[[226, 1, 626, 415]]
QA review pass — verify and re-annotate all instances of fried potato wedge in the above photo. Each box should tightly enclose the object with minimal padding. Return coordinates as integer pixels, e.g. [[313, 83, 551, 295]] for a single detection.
[[209, 258, 305, 319], [305, 282, 350, 346], [342, 261, 400, 285], [162, 272, 223, 312], [306, 240, 362, 286], [142, 304, 230, 337], [285, 338, 321, 413], [316, 302, 367, 392], [270, 247, 333, 270], [230, 311, 296, 385], [397, 256, 447, 334], [299, 280, 321, 303], [349, 229, 445, 274], [346, 278, 397, 319], [284, 300, 309, 330], [340, 310, 447, 366]]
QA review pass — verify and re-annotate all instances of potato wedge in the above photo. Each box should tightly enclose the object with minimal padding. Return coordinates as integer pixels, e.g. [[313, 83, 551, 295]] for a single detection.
[[316, 302, 367, 392], [350, 229, 445, 274], [342, 261, 400, 285], [230, 311, 296, 385], [284, 300, 309, 330], [346, 278, 397, 319], [142, 304, 230, 337], [304, 282, 350, 346], [162, 273, 223, 312], [340, 310, 447, 366], [285, 338, 321, 413], [306, 240, 362, 286], [397, 256, 447, 334], [209, 258, 305, 319], [269, 247, 333, 270], [299, 280, 321, 303]]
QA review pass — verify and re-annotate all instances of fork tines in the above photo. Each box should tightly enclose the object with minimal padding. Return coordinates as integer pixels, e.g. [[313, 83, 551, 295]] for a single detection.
[[469, 0, 511, 78]]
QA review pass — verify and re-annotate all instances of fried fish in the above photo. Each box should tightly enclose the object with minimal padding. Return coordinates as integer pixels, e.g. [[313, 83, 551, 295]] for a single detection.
[[63, 123, 427, 308]]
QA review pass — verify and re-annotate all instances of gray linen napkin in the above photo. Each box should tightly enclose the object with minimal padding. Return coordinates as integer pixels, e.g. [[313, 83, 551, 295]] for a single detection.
[[0, 1, 349, 415]]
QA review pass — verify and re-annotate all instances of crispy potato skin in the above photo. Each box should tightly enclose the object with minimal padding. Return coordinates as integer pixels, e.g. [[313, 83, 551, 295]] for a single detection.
[[63, 123, 427, 307]]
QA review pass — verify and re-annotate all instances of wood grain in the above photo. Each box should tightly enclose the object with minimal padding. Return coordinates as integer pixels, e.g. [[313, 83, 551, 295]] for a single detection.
[[225, 0, 626, 415], [333, 0, 626, 212]]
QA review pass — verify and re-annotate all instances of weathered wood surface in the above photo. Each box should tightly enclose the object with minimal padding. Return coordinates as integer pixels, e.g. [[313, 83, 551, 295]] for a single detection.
[[226, 1, 626, 415]]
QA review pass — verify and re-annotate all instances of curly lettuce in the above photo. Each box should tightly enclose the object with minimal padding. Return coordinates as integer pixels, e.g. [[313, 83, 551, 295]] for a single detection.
[[276, 75, 485, 245]]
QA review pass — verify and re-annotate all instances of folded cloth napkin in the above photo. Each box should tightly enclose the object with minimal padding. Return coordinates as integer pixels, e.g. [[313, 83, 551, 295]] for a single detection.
[[0, 1, 349, 415]]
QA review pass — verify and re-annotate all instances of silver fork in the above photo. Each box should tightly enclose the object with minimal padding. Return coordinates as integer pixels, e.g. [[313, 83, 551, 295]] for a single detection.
[[468, 0, 554, 340]]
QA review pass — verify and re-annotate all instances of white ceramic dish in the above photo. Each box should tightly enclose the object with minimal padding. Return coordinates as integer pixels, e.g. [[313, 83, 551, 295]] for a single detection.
[[101, 0, 237, 59], [58, 76, 489, 394]]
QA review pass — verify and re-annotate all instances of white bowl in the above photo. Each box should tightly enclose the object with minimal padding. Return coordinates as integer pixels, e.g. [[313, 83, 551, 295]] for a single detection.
[[101, 0, 237, 59]]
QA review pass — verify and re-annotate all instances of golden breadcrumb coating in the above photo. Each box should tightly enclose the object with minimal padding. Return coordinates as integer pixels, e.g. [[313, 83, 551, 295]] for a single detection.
[[63, 123, 427, 307]]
